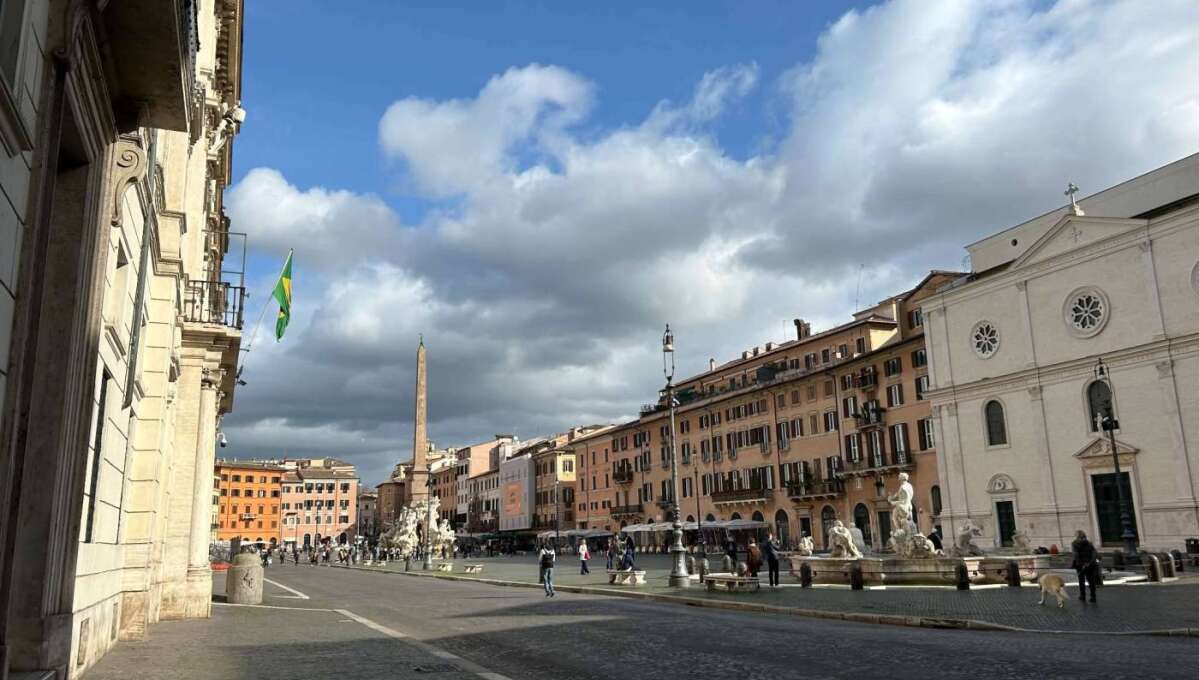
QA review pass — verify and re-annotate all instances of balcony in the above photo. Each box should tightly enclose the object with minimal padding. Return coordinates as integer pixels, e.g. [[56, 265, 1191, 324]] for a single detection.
[[610, 504, 643, 517], [613, 469, 634, 485], [787, 478, 845, 500], [839, 451, 915, 478], [183, 280, 246, 329], [103, 0, 199, 131], [711, 487, 771, 505], [851, 404, 886, 430]]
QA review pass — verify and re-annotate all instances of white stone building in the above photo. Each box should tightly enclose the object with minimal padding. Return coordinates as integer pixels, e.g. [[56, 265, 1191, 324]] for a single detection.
[[923, 154, 1199, 553], [0, 2, 247, 677]]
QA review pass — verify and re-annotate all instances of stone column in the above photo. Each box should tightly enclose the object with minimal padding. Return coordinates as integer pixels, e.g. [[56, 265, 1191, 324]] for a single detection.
[[188, 370, 220, 571]]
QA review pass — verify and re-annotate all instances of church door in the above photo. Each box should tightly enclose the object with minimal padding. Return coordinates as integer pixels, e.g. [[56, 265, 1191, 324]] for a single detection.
[[1091, 472, 1138, 546], [995, 501, 1016, 547]]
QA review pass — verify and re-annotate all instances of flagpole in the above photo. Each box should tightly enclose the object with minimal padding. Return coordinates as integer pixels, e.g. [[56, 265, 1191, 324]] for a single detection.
[[241, 248, 293, 362]]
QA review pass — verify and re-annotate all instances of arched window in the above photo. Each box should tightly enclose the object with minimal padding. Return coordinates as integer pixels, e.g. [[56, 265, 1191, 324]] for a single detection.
[[1087, 380, 1112, 433], [775, 509, 790, 545], [751, 510, 764, 522], [730, 512, 742, 520], [705, 513, 716, 522], [984, 400, 1007, 446], [930, 485, 943, 516], [685, 515, 695, 523]]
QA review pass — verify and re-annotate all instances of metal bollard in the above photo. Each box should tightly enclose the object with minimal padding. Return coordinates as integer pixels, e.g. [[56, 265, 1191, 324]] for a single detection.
[[800, 562, 813, 588], [1112, 549, 1125, 570], [1160, 552, 1176, 578], [849, 563, 864, 590], [955, 561, 970, 590], [1005, 559, 1021, 587], [1145, 554, 1162, 582], [1171, 549, 1184, 572]]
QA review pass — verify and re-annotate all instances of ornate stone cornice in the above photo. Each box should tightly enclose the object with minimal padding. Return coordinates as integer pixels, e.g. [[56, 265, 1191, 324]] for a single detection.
[[109, 135, 147, 225]]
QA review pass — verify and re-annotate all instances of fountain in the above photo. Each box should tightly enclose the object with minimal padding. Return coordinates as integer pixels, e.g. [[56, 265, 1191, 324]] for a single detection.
[[789, 473, 1053, 586]]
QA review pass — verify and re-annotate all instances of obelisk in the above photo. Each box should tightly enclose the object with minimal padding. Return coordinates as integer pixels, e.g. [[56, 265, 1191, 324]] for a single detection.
[[411, 336, 429, 501]]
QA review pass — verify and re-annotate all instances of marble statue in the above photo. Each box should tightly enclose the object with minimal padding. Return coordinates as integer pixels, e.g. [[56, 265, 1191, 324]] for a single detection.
[[884, 473, 927, 558], [380, 497, 451, 561], [796, 535, 814, 556], [907, 533, 941, 559], [828, 520, 862, 559], [887, 473, 915, 531], [1012, 529, 1032, 554], [948, 520, 984, 557]]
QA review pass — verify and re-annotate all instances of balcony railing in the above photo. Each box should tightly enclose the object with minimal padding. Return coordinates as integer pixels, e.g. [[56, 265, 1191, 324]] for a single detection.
[[610, 504, 642, 516], [840, 450, 914, 476], [183, 280, 245, 329], [786, 478, 845, 499], [711, 487, 771, 504], [613, 469, 634, 484]]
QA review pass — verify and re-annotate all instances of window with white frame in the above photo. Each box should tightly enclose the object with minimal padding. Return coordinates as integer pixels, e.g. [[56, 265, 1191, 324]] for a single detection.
[[887, 383, 904, 407]]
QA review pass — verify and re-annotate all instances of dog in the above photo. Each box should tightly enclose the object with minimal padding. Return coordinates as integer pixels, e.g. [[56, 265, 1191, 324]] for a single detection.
[[1037, 573, 1068, 608]]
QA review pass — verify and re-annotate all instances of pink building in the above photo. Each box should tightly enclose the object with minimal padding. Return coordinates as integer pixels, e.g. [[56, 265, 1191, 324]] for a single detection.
[[280, 466, 359, 548]]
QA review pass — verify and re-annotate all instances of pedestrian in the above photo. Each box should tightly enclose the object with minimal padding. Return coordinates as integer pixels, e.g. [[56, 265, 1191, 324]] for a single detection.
[[762, 532, 782, 587], [539, 543, 556, 597], [622, 535, 636, 570], [746, 539, 762, 577], [724, 533, 738, 565], [579, 541, 591, 575], [606, 539, 616, 570], [1071, 530, 1100, 603], [292, 549, 299, 566]]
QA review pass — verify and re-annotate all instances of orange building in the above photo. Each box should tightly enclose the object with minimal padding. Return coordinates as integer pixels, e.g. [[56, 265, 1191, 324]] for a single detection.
[[214, 461, 285, 547]]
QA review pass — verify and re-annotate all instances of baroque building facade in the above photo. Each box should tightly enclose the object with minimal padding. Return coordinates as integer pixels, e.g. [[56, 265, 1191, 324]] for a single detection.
[[0, 2, 246, 677], [923, 154, 1199, 552], [574, 273, 957, 552]]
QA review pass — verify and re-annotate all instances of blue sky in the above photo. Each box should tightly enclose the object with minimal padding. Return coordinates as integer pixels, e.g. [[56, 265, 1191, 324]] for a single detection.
[[235, 1, 860, 217], [222, 0, 1199, 486]]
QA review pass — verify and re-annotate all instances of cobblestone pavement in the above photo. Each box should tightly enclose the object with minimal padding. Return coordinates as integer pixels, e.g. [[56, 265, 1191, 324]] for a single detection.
[[351, 553, 1199, 634]]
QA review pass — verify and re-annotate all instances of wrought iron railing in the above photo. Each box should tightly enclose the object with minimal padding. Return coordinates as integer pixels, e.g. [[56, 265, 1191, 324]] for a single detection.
[[786, 479, 845, 498], [613, 469, 634, 484], [183, 280, 245, 329], [711, 487, 770, 503], [610, 504, 642, 516]]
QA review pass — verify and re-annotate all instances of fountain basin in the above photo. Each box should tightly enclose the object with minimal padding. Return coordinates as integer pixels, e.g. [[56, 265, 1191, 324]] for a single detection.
[[789, 554, 1054, 586]]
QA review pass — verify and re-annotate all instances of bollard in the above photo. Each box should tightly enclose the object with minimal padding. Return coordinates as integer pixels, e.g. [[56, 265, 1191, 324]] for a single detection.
[[1005, 559, 1021, 587], [1170, 549, 1184, 572], [1145, 554, 1162, 582], [1160, 552, 1176, 578], [955, 561, 970, 590], [685, 554, 696, 575], [698, 556, 709, 583], [1112, 549, 1125, 570], [800, 562, 813, 588], [226, 552, 264, 605], [849, 562, 864, 590]]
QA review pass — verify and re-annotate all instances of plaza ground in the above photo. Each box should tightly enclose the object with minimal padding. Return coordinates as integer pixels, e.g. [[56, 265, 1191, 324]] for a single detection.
[[83, 559, 1199, 680]]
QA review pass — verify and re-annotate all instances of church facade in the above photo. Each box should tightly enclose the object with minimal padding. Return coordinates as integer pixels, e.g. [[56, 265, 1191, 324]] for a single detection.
[[922, 154, 1199, 552]]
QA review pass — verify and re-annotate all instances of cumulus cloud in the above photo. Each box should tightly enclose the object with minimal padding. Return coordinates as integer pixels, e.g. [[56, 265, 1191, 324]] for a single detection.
[[224, 0, 1199, 486]]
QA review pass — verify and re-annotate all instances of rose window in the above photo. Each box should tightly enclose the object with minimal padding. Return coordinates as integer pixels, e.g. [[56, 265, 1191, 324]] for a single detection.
[[1069, 293, 1104, 331], [971, 321, 999, 359]]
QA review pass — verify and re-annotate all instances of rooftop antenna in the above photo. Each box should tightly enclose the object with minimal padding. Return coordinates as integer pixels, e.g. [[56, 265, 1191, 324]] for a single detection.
[[853, 264, 864, 310]]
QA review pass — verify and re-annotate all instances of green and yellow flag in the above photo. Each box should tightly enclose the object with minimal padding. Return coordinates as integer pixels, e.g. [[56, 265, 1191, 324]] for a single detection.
[[271, 250, 293, 341]]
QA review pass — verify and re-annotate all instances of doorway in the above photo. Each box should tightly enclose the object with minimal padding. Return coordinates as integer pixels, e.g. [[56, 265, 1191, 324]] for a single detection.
[[1091, 472, 1138, 546], [995, 500, 1016, 547], [877, 510, 891, 549], [775, 509, 790, 546], [853, 504, 872, 548]]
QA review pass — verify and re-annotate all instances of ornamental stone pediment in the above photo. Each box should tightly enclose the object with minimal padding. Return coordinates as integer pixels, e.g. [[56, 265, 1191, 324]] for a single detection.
[[1011, 215, 1146, 270], [1073, 437, 1138, 465]]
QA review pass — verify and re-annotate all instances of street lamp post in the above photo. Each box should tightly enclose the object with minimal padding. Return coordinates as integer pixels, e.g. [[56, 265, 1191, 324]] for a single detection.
[[662, 324, 690, 588], [1094, 358, 1139, 562], [694, 467, 703, 552], [554, 477, 562, 547]]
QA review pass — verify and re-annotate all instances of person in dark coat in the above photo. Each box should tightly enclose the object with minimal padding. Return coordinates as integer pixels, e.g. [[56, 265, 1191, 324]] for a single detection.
[[1071, 530, 1100, 603], [761, 532, 782, 587]]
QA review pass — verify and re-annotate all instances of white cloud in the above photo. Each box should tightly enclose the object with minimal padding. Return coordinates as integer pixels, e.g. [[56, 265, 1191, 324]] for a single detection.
[[223, 0, 1199, 486]]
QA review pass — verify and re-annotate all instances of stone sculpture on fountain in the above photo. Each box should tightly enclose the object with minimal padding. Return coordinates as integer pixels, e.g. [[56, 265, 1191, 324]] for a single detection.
[[796, 535, 814, 556], [947, 519, 985, 557], [827, 520, 862, 559]]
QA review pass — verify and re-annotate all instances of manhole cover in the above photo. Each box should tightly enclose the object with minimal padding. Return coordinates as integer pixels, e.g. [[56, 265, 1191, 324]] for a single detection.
[[413, 663, 460, 673]]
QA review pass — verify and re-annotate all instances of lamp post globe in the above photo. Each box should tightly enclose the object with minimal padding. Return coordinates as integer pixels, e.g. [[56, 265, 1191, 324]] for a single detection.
[[663, 324, 690, 588]]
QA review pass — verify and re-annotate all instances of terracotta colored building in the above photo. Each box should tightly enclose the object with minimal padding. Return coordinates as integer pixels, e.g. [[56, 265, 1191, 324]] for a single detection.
[[573, 272, 959, 551], [280, 467, 359, 548], [214, 462, 285, 546]]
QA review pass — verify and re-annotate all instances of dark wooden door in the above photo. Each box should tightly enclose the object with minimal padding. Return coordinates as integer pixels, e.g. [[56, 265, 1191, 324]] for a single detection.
[[1091, 472, 1138, 546], [996, 501, 1016, 547], [877, 510, 891, 549]]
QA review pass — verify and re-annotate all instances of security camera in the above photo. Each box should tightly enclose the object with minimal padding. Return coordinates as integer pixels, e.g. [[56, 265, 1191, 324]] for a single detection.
[[218, 432, 228, 448]]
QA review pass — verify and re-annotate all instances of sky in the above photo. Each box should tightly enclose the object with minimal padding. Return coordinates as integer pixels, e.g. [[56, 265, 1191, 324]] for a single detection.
[[221, 0, 1199, 488]]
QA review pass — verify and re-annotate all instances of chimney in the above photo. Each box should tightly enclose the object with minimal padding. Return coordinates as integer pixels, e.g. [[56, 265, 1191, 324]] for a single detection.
[[765, 342, 774, 351], [752, 346, 760, 356], [709, 358, 716, 371], [741, 351, 750, 360], [794, 318, 805, 340]]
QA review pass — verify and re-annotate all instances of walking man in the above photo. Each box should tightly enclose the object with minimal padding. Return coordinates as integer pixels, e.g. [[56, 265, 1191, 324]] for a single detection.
[[762, 532, 782, 587], [539, 543, 557, 598], [579, 541, 591, 575], [1071, 530, 1100, 603]]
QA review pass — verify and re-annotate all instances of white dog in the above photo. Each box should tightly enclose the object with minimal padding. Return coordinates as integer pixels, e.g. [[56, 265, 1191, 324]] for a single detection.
[[1037, 573, 1068, 608]]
